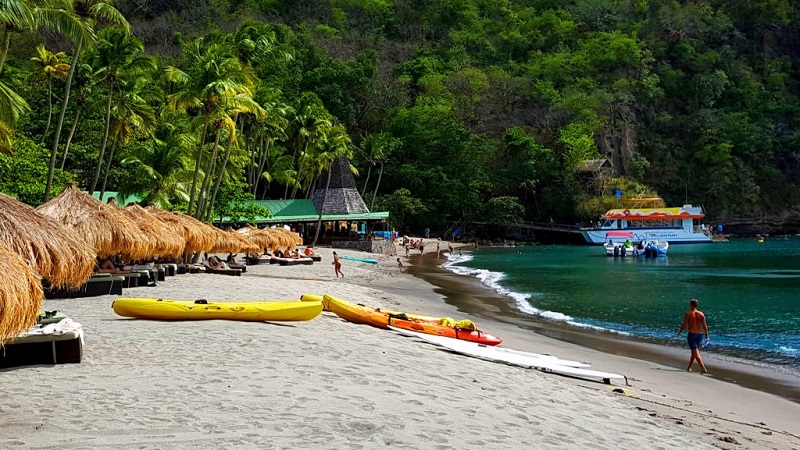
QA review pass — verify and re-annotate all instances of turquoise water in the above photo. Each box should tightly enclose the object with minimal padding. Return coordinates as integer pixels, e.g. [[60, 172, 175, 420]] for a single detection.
[[443, 238, 800, 366]]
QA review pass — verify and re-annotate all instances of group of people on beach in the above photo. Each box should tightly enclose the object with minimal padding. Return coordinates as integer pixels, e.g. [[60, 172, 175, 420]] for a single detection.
[[402, 236, 425, 256]]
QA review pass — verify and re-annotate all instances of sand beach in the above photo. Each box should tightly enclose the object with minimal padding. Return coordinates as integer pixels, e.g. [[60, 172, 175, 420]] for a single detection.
[[1, 244, 798, 449]]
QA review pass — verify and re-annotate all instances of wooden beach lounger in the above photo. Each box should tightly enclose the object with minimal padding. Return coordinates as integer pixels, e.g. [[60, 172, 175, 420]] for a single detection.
[[203, 263, 242, 276], [45, 275, 124, 299], [275, 257, 314, 266], [0, 320, 83, 368]]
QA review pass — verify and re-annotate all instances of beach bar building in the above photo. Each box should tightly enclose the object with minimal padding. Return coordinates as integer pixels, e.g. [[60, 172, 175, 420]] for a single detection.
[[241, 157, 392, 252], [94, 157, 392, 252]]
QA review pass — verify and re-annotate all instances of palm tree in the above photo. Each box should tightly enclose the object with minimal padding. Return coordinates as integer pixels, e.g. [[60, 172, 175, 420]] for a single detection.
[[45, 0, 128, 200], [88, 27, 155, 194], [1, 0, 86, 73], [165, 38, 258, 218], [98, 75, 157, 199], [0, 0, 35, 73], [0, 80, 30, 153], [29, 44, 70, 143], [254, 144, 294, 199], [204, 93, 265, 222], [369, 136, 399, 213], [285, 92, 331, 199], [311, 125, 353, 247], [60, 62, 93, 169], [120, 118, 195, 208], [246, 86, 290, 197], [357, 132, 394, 197]]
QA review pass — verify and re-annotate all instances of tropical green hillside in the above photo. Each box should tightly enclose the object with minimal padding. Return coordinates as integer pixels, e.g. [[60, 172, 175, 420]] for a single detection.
[[1, 0, 798, 233]]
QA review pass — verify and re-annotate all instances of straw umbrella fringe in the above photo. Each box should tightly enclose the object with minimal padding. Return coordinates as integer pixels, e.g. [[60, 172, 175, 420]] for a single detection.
[[146, 207, 217, 254], [119, 203, 186, 259], [0, 193, 95, 289], [37, 185, 153, 260], [0, 242, 44, 343], [236, 226, 280, 251], [210, 230, 260, 254]]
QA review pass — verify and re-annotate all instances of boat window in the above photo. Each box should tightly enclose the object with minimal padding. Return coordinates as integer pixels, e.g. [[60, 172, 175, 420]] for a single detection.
[[626, 218, 676, 228]]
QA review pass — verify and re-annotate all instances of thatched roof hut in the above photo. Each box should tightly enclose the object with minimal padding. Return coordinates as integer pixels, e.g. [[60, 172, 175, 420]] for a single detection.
[[0, 241, 44, 343], [146, 207, 217, 254], [119, 203, 186, 259], [0, 193, 95, 289], [36, 185, 153, 260]]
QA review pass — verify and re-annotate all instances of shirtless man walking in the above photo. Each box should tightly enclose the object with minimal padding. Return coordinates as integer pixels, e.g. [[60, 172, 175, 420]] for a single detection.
[[678, 298, 710, 373]]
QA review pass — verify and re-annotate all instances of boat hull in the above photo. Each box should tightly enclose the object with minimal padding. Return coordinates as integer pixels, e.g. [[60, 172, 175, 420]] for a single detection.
[[583, 229, 710, 245]]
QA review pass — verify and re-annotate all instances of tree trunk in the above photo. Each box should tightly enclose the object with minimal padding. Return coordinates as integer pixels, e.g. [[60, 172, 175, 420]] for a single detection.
[[290, 140, 309, 199], [60, 107, 82, 169], [89, 86, 114, 194], [312, 159, 334, 247], [0, 25, 11, 75], [370, 162, 384, 212], [45, 36, 83, 201], [206, 115, 238, 222], [253, 136, 268, 197], [361, 164, 372, 197], [306, 177, 317, 199], [98, 139, 118, 201], [42, 78, 53, 144], [187, 121, 208, 216], [195, 127, 221, 220]]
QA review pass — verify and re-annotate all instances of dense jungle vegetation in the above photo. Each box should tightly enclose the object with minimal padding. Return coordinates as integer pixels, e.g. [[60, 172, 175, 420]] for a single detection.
[[1, 0, 798, 232]]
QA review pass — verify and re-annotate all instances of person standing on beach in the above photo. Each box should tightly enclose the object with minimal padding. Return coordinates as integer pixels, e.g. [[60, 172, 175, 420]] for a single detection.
[[397, 258, 404, 272], [424, 227, 430, 239], [332, 252, 344, 278], [678, 298, 709, 373]]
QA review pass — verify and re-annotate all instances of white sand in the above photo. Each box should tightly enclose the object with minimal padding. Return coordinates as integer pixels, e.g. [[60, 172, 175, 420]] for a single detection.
[[0, 246, 797, 449]]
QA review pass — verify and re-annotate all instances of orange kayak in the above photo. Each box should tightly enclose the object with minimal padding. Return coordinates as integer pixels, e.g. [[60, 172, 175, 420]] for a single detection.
[[324, 294, 501, 345], [388, 317, 502, 346]]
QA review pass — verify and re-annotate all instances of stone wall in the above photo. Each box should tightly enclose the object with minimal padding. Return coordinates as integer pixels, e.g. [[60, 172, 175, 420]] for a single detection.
[[332, 239, 395, 254]]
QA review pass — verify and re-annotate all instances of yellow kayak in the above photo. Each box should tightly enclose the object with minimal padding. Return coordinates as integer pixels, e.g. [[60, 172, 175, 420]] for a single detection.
[[113, 298, 323, 322], [300, 294, 328, 311]]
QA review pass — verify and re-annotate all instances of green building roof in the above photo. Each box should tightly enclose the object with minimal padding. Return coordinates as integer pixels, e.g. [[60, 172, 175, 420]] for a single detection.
[[89, 193, 388, 224], [227, 199, 388, 223]]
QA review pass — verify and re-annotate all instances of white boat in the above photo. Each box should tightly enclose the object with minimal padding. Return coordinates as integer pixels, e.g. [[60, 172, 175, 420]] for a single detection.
[[583, 199, 711, 245], [603, 231, 669, 257]]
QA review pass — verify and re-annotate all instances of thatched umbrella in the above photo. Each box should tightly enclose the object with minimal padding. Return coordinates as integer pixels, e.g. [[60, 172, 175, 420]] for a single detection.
[[0, 241, 44, 343], [120, 203, 185, 259], [236, 226, 280, 251], [0, 193, 95, 289], [146, 207, 217, 254], [270, 226, 303, 247], [210, 229, 260, 254], [36, 185, 153, 260]]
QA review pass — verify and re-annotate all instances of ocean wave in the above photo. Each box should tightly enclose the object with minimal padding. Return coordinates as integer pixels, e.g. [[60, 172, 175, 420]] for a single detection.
[[779, 346, 798, 356], [439, 252, 629, 336]]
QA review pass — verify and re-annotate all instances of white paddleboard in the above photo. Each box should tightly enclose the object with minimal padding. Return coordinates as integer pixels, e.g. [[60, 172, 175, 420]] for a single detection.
[[392, 327, 591, 368], [391, 326, 627, 385]]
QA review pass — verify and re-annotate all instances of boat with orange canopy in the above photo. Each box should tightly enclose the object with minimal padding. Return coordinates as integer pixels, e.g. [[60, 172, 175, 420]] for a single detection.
[[582, 198, 711, 245]]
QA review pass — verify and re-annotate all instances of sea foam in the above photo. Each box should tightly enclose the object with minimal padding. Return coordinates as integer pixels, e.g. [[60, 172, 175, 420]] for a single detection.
[[440, 251, 629, 335]]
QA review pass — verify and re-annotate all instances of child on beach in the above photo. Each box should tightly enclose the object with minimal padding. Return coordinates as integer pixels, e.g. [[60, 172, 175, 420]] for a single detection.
[[332, 251, 343, 278], [397, 258, 404, 272]]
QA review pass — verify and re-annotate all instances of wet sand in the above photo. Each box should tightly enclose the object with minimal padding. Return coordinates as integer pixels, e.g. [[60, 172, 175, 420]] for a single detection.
[[405, 250, 800, 403]]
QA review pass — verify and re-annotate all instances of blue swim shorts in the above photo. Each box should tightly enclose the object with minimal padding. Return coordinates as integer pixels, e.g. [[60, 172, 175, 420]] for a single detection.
[[687, 332, 704, 350]]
